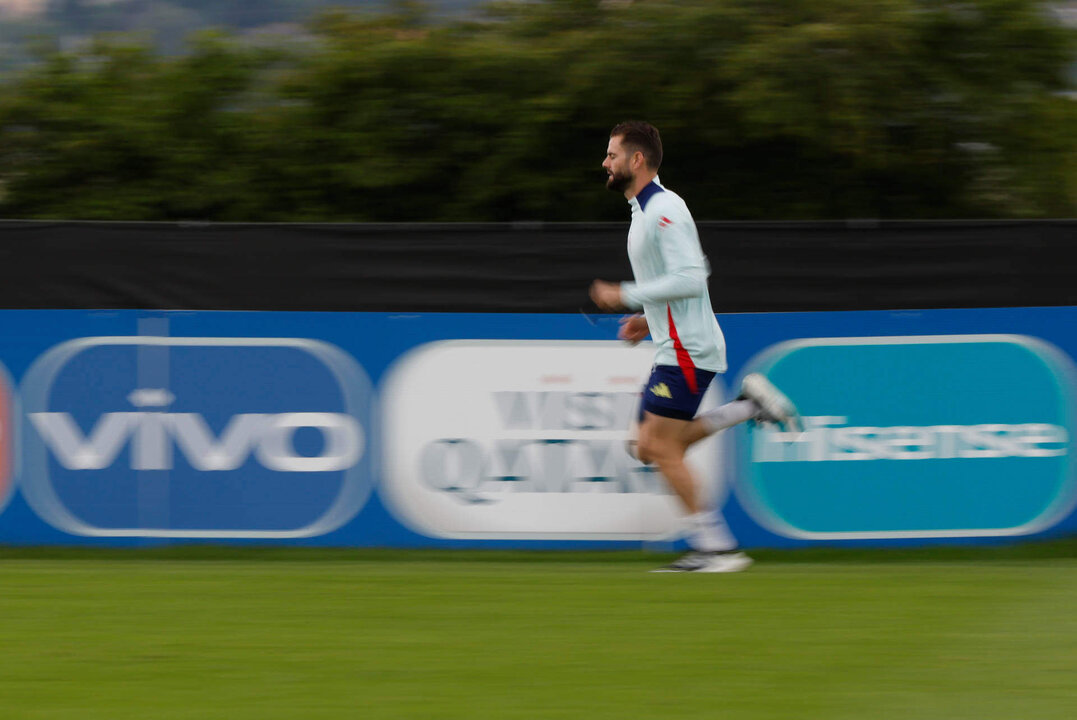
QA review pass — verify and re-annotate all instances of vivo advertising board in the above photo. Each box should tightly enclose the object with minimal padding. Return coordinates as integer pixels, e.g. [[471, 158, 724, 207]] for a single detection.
[[0, 307, 1074, 548], [18, 335, 374, 538]]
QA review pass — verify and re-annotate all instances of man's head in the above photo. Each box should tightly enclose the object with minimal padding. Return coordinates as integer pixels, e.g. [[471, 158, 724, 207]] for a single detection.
[[603, 121, 663, 195]]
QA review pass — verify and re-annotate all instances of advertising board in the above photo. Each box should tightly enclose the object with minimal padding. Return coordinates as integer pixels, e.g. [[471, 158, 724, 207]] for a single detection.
[[0, 307, 1073, 548], [381, 340, 725, 540], [736, 335, 1075, 540]]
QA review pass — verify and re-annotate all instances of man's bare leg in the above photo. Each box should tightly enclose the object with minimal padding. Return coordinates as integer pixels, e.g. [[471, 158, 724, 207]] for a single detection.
[[678, 399, 761, 448], [636, 412, 736, 553]]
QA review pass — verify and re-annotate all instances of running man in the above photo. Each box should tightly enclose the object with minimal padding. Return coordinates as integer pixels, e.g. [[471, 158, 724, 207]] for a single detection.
[[590, 120, 801, 573]]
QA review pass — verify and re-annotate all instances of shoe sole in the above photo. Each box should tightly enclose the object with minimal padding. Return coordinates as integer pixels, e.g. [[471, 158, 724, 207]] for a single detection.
[[650, 555, 754, 573], [695, 556, 754, 573], [742, 374, 802, 433]]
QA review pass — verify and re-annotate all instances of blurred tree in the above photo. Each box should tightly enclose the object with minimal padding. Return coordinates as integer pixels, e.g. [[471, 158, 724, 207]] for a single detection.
[[0, 31, 271, 218], [0, 0, 1073, 221]]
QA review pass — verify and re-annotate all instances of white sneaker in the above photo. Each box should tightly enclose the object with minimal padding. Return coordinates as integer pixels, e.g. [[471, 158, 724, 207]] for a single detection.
[[740, 373, 803, 434], [651, 551, 754, 573]]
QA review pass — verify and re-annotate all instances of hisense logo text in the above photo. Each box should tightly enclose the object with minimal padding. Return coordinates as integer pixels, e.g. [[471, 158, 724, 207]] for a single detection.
[[755, 416, 1068, 463]]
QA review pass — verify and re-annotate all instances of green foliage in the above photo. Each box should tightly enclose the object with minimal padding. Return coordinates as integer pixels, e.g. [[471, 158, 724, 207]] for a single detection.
[[0, 0, 1073, 220]]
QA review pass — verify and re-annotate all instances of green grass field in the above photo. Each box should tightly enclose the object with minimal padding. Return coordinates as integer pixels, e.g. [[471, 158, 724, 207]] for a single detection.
[[2, 543, 1076, 720]]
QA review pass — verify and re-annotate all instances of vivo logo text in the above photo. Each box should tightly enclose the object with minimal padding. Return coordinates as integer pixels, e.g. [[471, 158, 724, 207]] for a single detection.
[[31, 395, 362, 473]]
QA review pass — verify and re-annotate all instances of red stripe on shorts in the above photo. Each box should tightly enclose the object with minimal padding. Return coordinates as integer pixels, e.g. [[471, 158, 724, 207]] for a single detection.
[[667, 305, 698, 394]]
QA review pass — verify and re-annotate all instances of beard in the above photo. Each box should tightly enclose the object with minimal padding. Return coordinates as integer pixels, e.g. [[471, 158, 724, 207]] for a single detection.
[[606, 169, 632, 193]]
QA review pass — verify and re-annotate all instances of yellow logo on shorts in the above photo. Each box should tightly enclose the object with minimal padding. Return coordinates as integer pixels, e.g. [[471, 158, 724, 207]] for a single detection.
[[649, 382, 673, 399]]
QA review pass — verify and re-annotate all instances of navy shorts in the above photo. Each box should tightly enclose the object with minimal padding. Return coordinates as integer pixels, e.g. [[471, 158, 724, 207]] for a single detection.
[[638, 364, 717, 422]]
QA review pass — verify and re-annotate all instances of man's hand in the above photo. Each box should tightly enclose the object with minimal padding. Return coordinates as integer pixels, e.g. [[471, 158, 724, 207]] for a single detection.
[[589, 279, 624, 311], [618, 314, 649, 345]]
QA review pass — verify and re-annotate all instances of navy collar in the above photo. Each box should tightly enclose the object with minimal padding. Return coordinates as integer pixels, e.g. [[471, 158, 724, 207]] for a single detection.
[[633, 180, 664, 212]]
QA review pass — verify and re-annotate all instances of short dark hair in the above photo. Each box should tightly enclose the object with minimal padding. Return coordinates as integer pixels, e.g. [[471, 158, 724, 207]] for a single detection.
[[610, 121, 663, 170]]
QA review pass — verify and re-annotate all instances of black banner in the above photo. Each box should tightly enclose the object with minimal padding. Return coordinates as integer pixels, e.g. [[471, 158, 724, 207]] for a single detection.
[[1, 220, 1074, 312]]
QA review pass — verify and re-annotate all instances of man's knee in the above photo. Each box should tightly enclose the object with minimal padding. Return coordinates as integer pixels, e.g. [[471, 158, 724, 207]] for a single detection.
[[636, 432, 683, 466]]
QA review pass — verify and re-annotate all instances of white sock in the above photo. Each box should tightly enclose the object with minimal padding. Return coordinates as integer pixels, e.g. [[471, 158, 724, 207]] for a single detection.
[[687, 510, 737, 553], [698, 399, 760, 435]]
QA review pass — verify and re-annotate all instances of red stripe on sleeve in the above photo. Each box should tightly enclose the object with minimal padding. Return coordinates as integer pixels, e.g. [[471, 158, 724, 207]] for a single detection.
[[667, 305, 698, 394]]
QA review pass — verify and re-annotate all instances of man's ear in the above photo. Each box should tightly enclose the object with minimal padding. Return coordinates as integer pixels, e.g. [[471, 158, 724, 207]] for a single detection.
[[631, 151, 645, 171]]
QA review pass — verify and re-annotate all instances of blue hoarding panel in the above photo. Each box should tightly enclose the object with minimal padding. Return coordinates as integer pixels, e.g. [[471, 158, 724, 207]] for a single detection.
[[736, 335, 1074, 540], [19, 336, 374, 539], [0, 307, 1074, 548]]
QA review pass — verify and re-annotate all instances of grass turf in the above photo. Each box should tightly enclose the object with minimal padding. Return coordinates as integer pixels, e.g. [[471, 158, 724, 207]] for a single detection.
[[1, 543, 1075, 719]]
